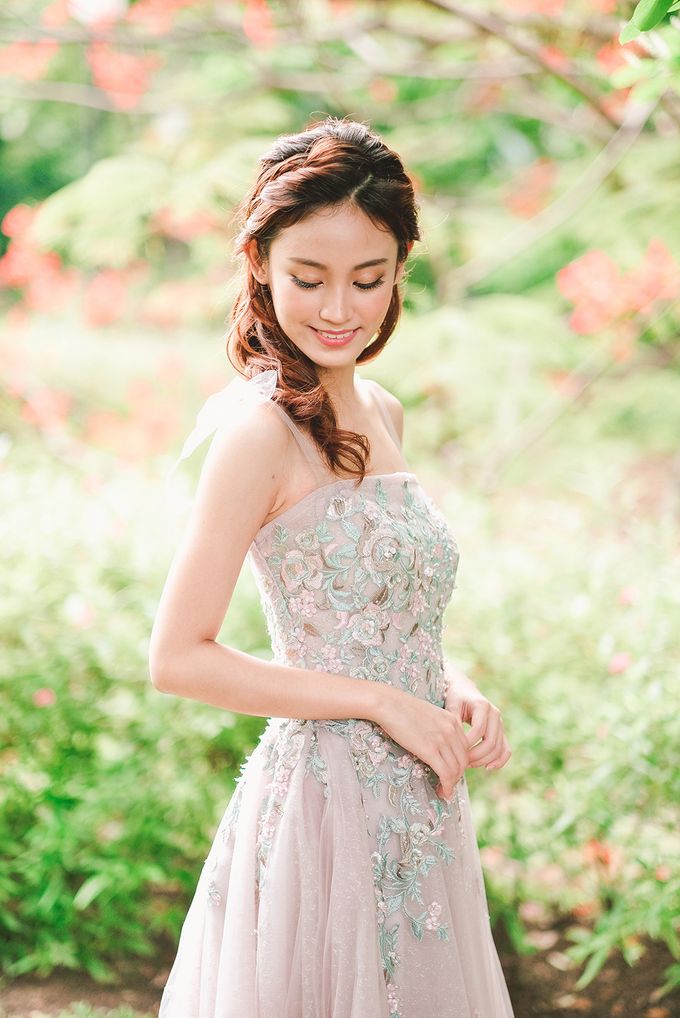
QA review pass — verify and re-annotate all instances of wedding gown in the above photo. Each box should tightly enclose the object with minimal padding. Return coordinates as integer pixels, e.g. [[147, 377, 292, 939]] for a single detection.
[[158, 369, 515, 1018]]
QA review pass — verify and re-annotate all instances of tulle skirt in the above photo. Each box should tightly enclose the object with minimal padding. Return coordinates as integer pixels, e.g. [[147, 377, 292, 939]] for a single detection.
[[158, 716, 515, 1018]]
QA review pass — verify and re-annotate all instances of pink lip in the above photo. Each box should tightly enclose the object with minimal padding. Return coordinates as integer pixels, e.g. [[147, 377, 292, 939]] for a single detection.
[[311, 326, 359, 348]]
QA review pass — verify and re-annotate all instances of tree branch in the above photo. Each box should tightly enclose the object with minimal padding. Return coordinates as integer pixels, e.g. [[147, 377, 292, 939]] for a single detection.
[[419, 0, 621, 128], [445, 96, 660, 297], [476, 293, 680, 493]]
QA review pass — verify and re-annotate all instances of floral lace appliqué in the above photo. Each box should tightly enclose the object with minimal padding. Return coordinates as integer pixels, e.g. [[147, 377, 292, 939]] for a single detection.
[[243, 476, 462, 992]]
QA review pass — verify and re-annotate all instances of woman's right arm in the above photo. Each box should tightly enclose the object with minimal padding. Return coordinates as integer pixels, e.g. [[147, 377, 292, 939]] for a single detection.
[[148, 398, 384, 723], [148, 397, 469, 798]]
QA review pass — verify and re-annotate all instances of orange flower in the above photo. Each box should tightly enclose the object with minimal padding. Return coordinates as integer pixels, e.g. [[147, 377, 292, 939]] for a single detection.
[[368, 78, 398, 104], [557, 249, 629, 334], [0, 39, 59, 81], [83, 269, 129, 327], [87, 41, 163, 110], [126, 0, 193, 36], [41, 0, 71, 27], [622, 238, 680, 315], [570, 899, 598, 919], [501, 0, 565, 13], [243, 0, 277, 48], [153, 206, 222, 242], [1, 203, 38, 238], [504, 158, 557, 218], [596, 38, 647, 75], [21, 387, 73, 433], [538, 45, 571, 72], [583, 838, 624, 877]]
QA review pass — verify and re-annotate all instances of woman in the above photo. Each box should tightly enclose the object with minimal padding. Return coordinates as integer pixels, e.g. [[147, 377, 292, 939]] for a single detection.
[[150, 116, 514, 1018]]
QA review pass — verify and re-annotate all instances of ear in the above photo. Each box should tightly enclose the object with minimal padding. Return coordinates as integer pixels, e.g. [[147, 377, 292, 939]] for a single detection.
[[396, 241, 415, 282], [394, 244, 414, 285], [244, 238, 269, 285]]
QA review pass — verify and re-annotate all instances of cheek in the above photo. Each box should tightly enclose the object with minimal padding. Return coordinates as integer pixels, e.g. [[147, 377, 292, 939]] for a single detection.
[[369, 285, 393, 317], [277, 284, 313, 320]]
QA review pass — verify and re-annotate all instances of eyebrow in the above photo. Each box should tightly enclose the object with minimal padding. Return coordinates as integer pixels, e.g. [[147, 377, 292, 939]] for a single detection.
[[287, 257, 389, 270]]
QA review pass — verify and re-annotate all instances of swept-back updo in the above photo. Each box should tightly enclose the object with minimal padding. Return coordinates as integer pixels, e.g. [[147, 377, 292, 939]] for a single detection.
[[226, 115, 421, 480]]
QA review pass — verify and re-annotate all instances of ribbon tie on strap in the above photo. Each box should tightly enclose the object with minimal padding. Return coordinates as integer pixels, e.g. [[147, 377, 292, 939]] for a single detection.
[[164, 368, 278, 499]]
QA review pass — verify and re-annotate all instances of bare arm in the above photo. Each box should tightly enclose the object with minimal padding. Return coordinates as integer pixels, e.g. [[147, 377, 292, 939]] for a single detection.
[[149, 398, 388, 724], [153, 639, 386, 722]]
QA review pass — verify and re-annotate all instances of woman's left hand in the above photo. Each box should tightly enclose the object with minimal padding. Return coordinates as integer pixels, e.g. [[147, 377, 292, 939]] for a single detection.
[[444, 666, 512, 772]]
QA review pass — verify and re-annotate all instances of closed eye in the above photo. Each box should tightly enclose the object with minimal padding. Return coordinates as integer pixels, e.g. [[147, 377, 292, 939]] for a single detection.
[[291, 275, 385, 291]]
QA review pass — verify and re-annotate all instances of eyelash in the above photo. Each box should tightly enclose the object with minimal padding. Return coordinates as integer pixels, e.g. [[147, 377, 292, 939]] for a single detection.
[[291, 275, 385, 291]]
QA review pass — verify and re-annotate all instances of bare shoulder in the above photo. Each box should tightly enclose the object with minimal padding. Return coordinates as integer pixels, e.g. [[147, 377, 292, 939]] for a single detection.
[[149, 399, 294, 685], [364, 378, 404, 443], [198, 397, 291, 521], [150, 396, 294, 683]]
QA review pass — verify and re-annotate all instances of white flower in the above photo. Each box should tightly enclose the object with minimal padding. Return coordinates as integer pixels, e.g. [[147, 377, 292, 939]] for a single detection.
[[424, 902, 442, 930], [68, 0, 127, 25]]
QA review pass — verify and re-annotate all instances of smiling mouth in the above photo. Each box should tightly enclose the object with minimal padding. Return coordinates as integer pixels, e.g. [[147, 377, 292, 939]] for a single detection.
[[311, 327, 359, 341]]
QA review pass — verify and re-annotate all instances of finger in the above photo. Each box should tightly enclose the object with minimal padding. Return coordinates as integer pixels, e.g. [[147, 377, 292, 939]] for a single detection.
[[486, 743, 512, 771], [464, 704, 491, 749], [433, 743, 464, 799], [467, 734, 484, 752], [482, 740, 511, 771], [467, 712, 503, 764], [448, 719, 472, 777], [433, 745, 460, 798], [453, 734, 470, 778], [471, 731, 504, 767], [464, 722, 486, 748]]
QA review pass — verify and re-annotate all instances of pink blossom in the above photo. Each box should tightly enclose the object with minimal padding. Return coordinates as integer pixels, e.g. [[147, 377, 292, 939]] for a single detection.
[[33, 687, 56, 707], [608, 651, 631, 674]]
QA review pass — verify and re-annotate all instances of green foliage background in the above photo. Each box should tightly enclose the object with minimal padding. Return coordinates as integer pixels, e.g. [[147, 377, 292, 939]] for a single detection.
[[0, 0, 679, 1002]]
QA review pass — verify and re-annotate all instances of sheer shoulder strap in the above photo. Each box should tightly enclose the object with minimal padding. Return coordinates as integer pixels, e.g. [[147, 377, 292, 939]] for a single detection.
[[164, 368, 327, 498], [361, 377, 403, 450], [266, 400, 329, 482]]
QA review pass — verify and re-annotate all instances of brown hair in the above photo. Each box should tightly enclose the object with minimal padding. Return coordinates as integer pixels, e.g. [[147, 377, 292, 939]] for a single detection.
[[225, 115, 420, 480]]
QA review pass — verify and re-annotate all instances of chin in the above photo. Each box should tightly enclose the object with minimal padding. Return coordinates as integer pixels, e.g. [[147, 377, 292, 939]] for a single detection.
[[310, 350, 360, 368]]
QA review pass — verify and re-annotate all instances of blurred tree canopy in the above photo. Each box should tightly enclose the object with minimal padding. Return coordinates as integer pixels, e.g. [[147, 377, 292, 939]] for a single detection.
[[1, 0, 679, 345]]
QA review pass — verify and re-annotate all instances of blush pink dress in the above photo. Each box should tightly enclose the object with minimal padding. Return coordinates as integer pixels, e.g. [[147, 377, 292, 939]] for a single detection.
[[158, 370, 515, 1018]]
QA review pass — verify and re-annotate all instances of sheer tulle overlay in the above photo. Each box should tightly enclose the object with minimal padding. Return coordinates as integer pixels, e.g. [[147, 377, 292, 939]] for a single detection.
[[159, 371, 515, 1018]]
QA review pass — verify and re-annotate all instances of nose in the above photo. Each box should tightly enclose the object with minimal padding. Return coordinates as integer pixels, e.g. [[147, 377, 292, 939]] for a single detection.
[[319, 286, 353, 327]]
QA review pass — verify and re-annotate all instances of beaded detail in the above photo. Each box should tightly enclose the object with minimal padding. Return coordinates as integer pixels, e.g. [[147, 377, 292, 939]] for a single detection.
[[246, 471, 462, 993]]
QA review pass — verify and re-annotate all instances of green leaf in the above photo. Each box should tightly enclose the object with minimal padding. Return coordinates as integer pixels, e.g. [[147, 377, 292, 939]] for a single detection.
[[574, 944, 612, 988], [632, 0, 674, 30], [29, 155, 171, 268], [73, 873, 111, 911], [620, 20, 642, 43]]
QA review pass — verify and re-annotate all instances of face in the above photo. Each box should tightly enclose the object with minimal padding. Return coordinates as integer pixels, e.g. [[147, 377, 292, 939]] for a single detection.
[[247, 203, 410, 369]]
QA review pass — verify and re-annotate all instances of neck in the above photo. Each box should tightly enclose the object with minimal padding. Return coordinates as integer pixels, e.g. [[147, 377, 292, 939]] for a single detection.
[[317, 364, 363, 414]]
